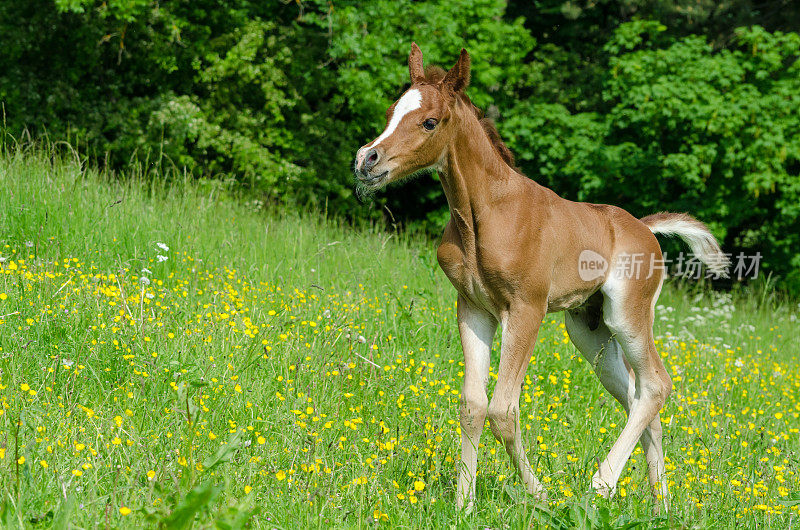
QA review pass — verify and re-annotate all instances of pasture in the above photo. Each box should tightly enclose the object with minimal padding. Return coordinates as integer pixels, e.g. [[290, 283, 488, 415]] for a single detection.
[[1, 147, 799, 528]]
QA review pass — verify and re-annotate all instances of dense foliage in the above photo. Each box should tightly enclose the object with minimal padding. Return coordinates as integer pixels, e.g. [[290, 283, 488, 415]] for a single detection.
[[1, 1, 799, 291]]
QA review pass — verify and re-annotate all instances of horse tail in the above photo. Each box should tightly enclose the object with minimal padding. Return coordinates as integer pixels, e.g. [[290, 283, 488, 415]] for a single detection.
[[640, 212, 730, 278]]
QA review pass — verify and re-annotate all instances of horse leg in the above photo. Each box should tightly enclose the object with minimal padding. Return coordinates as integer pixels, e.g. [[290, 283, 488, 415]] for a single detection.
[[565, 295, 670, 511], [487, 303, 547, 500], [456, 296, 497, 511], [589, 279, 672, 508]]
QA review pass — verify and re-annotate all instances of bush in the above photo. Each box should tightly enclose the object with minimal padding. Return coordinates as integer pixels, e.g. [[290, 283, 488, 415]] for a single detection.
[[1, 2, 798, 292], [506, 22, 800, 292]]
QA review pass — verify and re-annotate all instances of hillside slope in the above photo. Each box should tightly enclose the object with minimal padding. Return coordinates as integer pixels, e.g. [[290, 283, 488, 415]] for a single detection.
[[0, 147, 798, 527]]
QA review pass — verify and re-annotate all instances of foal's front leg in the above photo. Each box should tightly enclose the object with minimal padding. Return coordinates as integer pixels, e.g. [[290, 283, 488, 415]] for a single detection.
[[487, 304, 547, 500], [456, 297, 497, 511]]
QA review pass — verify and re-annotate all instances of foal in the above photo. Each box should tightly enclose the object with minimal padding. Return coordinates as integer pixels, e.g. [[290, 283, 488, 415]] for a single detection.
[[354, 44, 729, 511]]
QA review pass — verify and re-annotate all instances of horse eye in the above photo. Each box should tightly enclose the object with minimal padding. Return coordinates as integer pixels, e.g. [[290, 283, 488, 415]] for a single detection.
[[423, 118, 438, 131]]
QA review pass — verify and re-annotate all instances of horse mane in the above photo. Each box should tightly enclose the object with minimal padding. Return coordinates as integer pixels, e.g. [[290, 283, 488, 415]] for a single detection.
[[421, 66, 519, 172]]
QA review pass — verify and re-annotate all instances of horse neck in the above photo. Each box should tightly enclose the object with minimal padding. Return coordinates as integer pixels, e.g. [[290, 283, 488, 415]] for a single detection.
[[438, 103, 515, 245]]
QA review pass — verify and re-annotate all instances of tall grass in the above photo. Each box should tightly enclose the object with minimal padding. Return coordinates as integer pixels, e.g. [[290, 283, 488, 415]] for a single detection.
[[0, 144, 798, 528]]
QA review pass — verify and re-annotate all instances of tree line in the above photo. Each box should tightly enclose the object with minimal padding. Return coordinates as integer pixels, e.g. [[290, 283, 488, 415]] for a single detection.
[[1, 1, 799, 293]]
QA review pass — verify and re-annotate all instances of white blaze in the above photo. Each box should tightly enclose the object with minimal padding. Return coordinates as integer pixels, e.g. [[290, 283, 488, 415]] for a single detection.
[[371, 88, 422, 148]]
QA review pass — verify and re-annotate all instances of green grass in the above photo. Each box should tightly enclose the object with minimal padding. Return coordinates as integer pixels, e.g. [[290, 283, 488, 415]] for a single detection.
[[0, 145, 799, 528]]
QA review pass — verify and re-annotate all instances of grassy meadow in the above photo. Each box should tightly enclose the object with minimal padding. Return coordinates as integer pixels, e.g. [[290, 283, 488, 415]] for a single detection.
[[1, 146, 799, 528]]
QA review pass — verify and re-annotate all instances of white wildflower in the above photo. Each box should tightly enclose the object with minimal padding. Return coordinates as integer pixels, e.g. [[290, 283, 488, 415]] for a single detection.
[[156, 243, 169, 252]]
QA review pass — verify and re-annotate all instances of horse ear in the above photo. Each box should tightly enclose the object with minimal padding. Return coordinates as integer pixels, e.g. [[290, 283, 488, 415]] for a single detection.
[[409, 42, 425, 84], [442, 48, 470, 93]]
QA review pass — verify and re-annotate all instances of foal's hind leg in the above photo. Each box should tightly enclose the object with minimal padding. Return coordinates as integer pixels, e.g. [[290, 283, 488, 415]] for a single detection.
[[565, 297, 669, 509], [584, 280, 671, 507]]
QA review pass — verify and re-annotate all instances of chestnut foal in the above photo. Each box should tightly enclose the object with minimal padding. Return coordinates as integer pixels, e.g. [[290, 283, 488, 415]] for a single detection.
[[354, 44, 729, 511]]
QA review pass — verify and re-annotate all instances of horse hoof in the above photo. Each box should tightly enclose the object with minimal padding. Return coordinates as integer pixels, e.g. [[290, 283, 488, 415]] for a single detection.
[[457, 500, 475, 514], [591, 474, 615, 499]]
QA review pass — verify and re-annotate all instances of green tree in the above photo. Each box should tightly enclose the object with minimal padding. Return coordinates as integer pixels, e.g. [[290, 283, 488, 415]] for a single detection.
[[506, 22, 800, 291], [1, 1, 799, 291]]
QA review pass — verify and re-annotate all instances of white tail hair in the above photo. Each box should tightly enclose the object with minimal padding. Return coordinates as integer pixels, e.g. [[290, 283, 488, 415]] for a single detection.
[[640, 212, 731, 278]]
